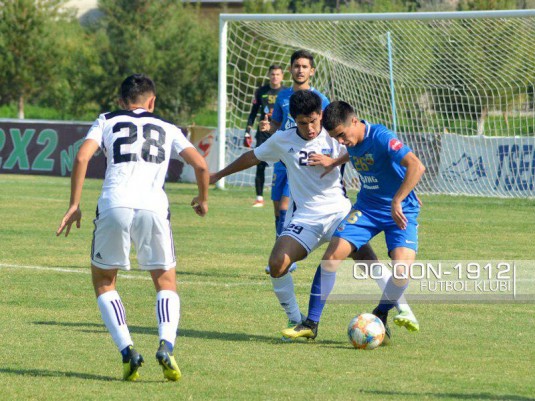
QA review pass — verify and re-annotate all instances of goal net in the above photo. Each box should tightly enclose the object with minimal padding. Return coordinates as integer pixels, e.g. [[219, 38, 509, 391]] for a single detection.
[[218, 11, 535, 198]]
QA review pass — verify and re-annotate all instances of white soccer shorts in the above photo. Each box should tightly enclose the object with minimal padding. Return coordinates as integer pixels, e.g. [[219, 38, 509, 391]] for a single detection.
[[280, 206, 351, 255], [91, 207, 176, 271]]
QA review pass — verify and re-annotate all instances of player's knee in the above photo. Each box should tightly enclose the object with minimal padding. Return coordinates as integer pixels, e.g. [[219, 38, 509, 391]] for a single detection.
[[355, 243, 377, 261], [268, 254, 286, 277]]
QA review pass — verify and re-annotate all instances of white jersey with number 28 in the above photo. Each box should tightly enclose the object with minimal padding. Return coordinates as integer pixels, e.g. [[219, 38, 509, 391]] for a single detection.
[[85, 108, 193, 215]]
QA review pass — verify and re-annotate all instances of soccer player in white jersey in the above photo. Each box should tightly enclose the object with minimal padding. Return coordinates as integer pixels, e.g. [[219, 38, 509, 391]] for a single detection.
[[211, 90, 352, 333], [56, 74, 209, 381]]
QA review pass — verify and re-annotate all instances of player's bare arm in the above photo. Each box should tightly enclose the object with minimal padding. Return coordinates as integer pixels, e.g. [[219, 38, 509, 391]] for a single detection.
[[391, 152, 426, 230], [315, 152, 349, 178], [209, 150, 261, 184], [180, 147, 209, 217], [56, 138, 100, 237]]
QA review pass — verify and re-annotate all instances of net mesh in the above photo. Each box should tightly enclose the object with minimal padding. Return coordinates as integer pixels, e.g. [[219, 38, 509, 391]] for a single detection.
[[223, 13, 535, 197]]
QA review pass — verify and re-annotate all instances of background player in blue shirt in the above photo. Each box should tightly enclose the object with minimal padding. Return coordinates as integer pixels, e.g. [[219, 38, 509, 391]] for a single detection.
[[260, 50, 329, 273], [284, 100, 425, 341]]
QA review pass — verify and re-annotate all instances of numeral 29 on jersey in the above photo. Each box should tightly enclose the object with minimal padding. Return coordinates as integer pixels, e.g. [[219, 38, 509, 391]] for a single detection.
[[298, 150, 316, 166], [113, 122, 166, 164]]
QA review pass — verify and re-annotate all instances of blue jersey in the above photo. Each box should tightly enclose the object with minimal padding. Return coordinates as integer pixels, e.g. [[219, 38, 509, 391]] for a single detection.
[[271, 87, 330, 130], [347, 121, 420, 215]]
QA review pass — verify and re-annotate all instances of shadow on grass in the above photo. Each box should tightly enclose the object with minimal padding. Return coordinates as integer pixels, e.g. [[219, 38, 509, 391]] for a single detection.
[[33, 321, 340, 345], [0, 367, 118, 382], [361, 390, 535, 401]]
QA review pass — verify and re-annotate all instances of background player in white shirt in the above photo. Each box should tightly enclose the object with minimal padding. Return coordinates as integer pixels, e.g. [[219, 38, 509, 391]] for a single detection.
[[56, 74, 209, 382], [211, 90, 351, 332], [259, 50, 329, 274]]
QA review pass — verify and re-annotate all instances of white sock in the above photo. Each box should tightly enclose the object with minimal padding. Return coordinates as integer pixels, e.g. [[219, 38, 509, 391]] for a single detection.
[[256, 196, 264, 201], [156, 290, 180, 346], [369, 263, 411, 314], [97, 290, 133, 352], [271, 273, 302, 323]]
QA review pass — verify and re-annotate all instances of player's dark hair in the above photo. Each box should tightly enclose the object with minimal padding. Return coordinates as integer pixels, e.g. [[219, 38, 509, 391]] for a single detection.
[[289, 90, 322, 120], [290, 49, 315, 68], [268, 64, 283, 72], [323, 101, 356, 131], [120, 74, 156, 106]]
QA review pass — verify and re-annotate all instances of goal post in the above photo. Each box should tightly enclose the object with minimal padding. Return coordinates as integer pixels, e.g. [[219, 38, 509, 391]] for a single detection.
[[218, 10, 535, 198]]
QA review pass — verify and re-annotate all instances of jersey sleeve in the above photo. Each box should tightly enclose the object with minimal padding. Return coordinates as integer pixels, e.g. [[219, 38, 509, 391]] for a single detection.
[[320, 94, 330, 111], [85, 114, 106, 148], [271, 94, 283, 124], [253, 132, 281, 162], [377, 128, 412, 165], [171, 126, 194, 156], [335, 142, 347, 159], [246, 87, 262, 128]]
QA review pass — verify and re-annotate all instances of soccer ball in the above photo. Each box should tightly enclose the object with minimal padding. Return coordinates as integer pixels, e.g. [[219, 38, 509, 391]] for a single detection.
[[347, 313, 385, 350]]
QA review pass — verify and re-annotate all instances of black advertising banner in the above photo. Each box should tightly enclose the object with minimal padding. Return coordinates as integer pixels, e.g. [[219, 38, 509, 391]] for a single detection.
[[0, 120, 188, 180], [0, 120, 106, 178]]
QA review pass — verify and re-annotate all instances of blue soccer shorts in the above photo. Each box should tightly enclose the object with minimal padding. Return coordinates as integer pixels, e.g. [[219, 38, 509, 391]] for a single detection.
[[332, 208, 419, 254], [271, 161, 290, 201]]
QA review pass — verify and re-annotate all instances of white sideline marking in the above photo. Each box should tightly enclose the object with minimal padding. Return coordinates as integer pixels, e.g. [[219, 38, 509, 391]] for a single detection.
[[0, 263, 296, 287]]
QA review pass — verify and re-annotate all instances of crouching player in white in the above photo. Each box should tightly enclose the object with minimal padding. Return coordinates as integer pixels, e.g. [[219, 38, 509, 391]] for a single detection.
[[56, 74, 209, 381], [211, 90, 373, 335], [284, 100, 424, 342]]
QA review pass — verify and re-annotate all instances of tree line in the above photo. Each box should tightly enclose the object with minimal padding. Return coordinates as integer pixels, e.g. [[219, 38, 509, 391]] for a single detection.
[[0, 0, 531, 124], [0, 0, 218, 123]]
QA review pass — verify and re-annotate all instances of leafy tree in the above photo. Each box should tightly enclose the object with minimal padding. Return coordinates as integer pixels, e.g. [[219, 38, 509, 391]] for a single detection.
[[93, 0, 218, 123], [457, 0, 518, 11], [37, 20, 105, 120], [0, 0, 69, 118]]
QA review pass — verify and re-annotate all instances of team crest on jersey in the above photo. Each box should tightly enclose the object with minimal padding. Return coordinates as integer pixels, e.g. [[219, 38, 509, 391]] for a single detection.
[[321, 148, 333, 156], [389, 138, 403, 151], [364, 153, 374, 165]]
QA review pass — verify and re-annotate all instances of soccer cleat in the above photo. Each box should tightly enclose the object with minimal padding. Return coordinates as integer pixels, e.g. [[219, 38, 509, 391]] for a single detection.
[[252, 200, 265, 207], [156, 340, 182, 381], [372, 307, 392, 345], [394, 309, 420, 332], [280, 313, 305, 342], [281, 318, 318, 340], [122, 346, 144, 381], [264, 262, 298, 275]]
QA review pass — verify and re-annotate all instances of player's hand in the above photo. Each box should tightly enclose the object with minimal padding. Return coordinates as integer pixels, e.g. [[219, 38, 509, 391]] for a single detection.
[[308, 154, 336, 178], [56, 206, 82, 237], [244, 133, 253, 148], [191, 197, 208, 217], [308, 153, 333, 167], [209, 173, 220, 185], [259, 115, 270, 132], [391, 199, 408, 230]]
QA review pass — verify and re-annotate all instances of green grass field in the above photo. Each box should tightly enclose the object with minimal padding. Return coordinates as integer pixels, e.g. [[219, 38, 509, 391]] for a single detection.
[[0, 174, 534, 401]]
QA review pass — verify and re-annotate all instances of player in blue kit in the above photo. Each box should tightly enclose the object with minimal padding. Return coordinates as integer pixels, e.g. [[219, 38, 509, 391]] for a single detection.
[[260, 50, 329, 274], [283, 100, 425, 341]]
